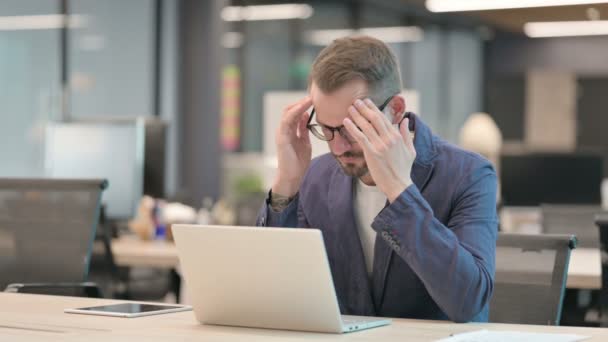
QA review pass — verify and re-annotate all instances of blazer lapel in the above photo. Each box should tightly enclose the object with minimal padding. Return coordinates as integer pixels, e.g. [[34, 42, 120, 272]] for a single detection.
[[371, 223, 393, 310], [327, 166, 375, 315], [411, 161, 435, 192]]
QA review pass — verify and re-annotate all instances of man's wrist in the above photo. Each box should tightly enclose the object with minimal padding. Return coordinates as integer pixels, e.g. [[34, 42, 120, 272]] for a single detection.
[[271, 179, 299, 199], [387, 179, 413, 203], [269, 190, 295, 212]]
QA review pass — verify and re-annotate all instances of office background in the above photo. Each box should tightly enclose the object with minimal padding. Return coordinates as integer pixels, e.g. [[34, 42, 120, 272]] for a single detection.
[[3, 0, 608, 210], [0, 1, 519, 203], [2, 0, 608, 329]]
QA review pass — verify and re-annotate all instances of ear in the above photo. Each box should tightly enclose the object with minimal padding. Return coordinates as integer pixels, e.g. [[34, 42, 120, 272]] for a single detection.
[[387, 95, 406, 124]]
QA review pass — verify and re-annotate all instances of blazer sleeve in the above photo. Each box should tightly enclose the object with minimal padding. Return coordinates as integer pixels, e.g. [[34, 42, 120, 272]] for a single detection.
[[371, 163, 498, 322], [255, 192, 310, 228]]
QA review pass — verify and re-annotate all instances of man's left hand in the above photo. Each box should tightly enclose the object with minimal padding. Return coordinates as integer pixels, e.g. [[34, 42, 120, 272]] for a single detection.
[[343, 98, 416, 203]]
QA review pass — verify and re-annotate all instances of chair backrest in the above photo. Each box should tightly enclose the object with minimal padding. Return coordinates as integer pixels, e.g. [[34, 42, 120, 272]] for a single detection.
[[596, 214, 608, 326], [0, 178, 107, 290], [542, 204, 604, 248], [489, 233, 577, 325]]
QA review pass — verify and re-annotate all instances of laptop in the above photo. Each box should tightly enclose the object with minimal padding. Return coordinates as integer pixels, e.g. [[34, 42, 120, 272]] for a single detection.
[[172, 224, 391, 333]]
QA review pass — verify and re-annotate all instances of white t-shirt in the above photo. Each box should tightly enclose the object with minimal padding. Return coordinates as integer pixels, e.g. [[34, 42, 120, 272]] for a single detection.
[[354, 179, 388, 276]]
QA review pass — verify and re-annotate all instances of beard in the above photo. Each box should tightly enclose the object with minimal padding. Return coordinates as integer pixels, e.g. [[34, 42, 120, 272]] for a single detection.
[[333, 151, 369, 178]]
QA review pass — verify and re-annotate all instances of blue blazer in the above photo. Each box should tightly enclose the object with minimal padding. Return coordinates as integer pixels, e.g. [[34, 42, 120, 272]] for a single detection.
[[256, 113, 498, 322]]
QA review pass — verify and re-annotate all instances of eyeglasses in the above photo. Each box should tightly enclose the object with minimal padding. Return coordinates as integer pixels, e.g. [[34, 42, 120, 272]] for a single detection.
[[306, 95, 406, 142]]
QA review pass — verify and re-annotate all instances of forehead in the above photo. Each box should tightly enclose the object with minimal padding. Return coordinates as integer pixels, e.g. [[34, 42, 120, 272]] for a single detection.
[[310, 80, 368, 126]]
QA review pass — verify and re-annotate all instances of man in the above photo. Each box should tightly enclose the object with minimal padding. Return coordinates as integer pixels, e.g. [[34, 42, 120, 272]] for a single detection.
[[256, 36, 498, 323]]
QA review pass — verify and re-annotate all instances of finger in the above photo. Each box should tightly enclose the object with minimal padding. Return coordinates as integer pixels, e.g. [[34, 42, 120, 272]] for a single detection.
[[400, 118, 415, 150], [364, 98, 394, 132], [354, 99, 389, 137], [348, 105, 383, 145], [297, 111, 311, 144], [343, 117, 373, 151], [283, 97, 312, 126]]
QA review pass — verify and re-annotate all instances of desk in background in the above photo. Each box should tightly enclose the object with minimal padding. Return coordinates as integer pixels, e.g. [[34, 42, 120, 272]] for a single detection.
[[2, 293, 608, 341], [108, 236, 179, 268], [568, 248, 601, 290], [107, 236, 602, 290]]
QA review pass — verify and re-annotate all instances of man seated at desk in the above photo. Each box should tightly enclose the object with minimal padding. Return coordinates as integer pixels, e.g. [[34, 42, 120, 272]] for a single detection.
[[256, 36, 498, 322]]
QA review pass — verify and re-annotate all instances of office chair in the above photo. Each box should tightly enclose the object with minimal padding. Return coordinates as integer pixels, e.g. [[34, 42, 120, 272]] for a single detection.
[[0, 178, 107, 297], [542, 204, 604, 248], [489, 233, 577, 325], [596, 214, 608, 327], [542, 205, 606, 327]]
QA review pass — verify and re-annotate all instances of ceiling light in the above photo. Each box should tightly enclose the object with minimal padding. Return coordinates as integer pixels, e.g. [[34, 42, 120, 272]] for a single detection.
[[524, 20, 608, 37], [0, 14, 86, 31], [426, 0, 608, 12], [221, 4, 313, 21], [304, 26, 423, 46]]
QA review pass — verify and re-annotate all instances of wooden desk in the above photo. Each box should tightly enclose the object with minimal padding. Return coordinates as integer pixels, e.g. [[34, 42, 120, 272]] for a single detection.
[[92, 237, 183, 302], [2, 293, 608, 341], [108, 237, 178, 268], [107, 237, 603, 290], [567, 248, 601, 290]]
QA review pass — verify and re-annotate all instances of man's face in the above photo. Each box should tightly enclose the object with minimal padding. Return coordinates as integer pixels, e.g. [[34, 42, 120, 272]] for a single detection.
[[310, 80, 370, 178]]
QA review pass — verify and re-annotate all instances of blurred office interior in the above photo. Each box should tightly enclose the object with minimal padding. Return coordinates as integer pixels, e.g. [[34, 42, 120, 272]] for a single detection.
[[2, 0, 608, 326]]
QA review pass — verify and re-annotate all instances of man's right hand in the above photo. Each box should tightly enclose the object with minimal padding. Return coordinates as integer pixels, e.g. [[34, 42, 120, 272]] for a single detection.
[[271, 96, 313, 198]]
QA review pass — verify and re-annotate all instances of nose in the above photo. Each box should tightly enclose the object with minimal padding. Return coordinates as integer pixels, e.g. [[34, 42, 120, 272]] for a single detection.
[[329, 132, 353, 155]]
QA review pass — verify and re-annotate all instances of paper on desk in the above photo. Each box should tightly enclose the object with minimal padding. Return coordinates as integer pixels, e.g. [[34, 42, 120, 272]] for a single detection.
[[436, 329, 589, 342]]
